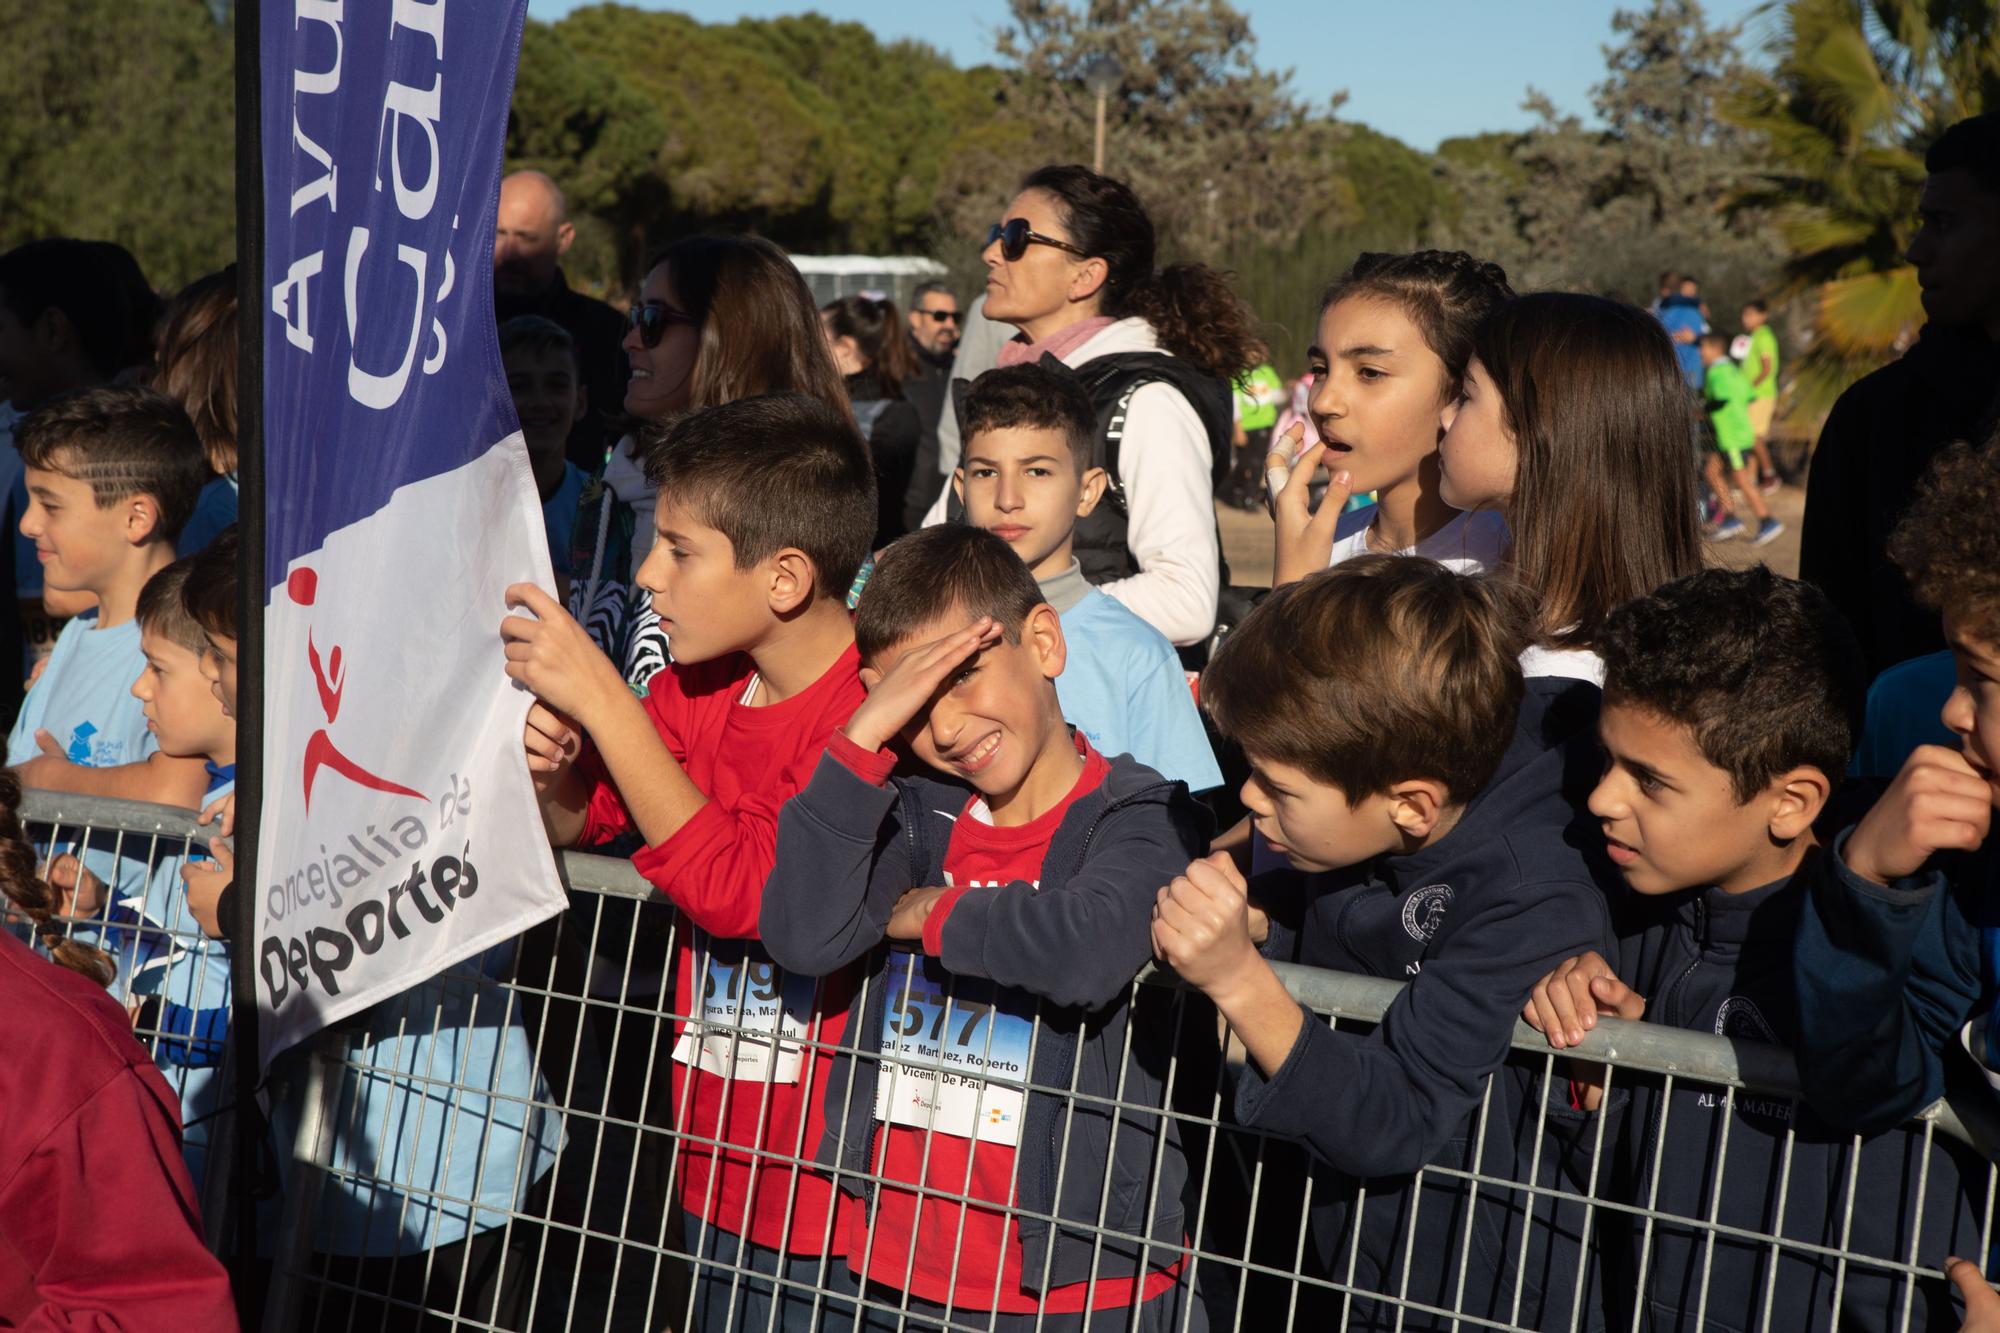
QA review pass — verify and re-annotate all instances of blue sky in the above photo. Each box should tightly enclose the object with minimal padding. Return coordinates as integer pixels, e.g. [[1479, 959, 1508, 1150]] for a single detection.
[[522, 0, 1777, 151]]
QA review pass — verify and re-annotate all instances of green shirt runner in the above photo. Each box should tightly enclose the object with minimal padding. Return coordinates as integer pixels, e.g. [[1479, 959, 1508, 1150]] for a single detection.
[[1746, 324, 1779, 401], [1234, 363, 1284, 433], [1704, 360, 1756, 460]]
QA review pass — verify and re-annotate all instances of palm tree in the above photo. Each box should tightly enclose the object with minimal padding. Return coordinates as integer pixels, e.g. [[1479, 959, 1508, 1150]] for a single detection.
[[1723, 0, 1998, 420]]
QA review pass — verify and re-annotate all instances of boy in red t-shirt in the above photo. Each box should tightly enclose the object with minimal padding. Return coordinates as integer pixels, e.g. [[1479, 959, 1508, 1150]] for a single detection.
[[763, 525, 1210, 1331], [503, 392, 877, 1328]]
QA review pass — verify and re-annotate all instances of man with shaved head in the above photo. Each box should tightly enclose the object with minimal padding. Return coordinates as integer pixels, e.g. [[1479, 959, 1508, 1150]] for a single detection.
[[494, 169, 628, 471]]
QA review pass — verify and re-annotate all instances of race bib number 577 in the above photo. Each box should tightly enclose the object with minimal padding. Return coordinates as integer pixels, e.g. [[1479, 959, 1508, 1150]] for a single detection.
[[873, 952, 1032, 1146]]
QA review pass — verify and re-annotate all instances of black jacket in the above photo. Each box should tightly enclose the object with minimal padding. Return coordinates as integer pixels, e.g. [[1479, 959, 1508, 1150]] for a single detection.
[[845, 372, 921, 549], [761, 746, 1211, 1293], [1239, 685, 1615, 1328], [901, 340, 952, 533], [1600, 864, 1987, 1331], [1800, 325, 2000, 678]]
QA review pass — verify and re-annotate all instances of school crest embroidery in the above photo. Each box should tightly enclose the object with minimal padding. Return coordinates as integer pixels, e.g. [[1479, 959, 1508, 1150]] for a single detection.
[[1401, 883, 1453, 943]]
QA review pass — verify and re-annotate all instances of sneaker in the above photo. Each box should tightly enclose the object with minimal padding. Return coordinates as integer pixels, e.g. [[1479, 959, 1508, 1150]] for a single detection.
[[1759, 474, 1782, 495], [1710, 516, 1746, 541], [1751, 517, 1785, 546]]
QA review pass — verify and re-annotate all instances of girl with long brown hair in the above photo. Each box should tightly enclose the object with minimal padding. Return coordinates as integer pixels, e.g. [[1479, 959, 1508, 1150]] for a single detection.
[[152, 267, 241, 557], [1439, 291, 1704, 683]]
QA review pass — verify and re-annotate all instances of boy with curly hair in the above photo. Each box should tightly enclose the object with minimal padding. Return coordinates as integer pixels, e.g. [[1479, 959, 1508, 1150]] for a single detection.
[[1794, 429, 2000, 1144]]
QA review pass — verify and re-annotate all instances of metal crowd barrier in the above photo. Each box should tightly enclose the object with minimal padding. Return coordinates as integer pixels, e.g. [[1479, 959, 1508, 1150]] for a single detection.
[[11, 793, 2000, 1332]]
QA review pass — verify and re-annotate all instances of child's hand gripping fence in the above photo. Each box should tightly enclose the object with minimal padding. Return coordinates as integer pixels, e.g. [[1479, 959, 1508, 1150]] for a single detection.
[[14, 793, 2000, 1333]]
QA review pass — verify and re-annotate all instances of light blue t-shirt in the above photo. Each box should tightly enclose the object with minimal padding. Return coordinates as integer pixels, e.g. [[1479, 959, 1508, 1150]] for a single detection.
[[1056, 583, 1223, 792], [541, 461, 587, 580], [7, 613, 155, 768], [269, 944, 567, 1256], [177, 473, 240, 557]]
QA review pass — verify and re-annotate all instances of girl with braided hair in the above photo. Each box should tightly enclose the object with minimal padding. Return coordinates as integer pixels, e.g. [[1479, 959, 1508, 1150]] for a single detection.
[[1266, 249, 1516, 587], [0, 768, 237, 1327]]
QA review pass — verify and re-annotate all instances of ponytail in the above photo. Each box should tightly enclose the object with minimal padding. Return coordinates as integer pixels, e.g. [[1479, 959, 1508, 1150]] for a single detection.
[[0, 771, 114, 987], [1019, 164, 1264, 381], [821, 295, 919, 397], [1118, 263, 1266, 383]]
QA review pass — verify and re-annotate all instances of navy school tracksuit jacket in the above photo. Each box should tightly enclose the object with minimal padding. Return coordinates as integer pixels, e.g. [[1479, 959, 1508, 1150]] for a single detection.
[[760, 744, 1211, 1295], [1241, 677, 1618, 1329], [1596, 860, 1989, 1332]]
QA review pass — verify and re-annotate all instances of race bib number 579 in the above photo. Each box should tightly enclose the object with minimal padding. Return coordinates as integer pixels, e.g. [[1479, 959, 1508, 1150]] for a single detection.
[[672, 936, 818, 1083]]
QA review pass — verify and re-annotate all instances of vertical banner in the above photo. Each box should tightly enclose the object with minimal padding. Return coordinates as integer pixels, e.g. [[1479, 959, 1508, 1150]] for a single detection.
[[256, 0, 565, 1066]]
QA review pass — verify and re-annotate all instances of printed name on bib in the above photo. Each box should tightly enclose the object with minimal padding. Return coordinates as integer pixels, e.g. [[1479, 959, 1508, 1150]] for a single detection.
[[874, 952, 1032, 1147], [672, 936, 818, 1083]]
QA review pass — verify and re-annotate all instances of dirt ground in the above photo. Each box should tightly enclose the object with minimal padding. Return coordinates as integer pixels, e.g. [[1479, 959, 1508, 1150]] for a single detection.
[[1216, 481, 1806, 589]]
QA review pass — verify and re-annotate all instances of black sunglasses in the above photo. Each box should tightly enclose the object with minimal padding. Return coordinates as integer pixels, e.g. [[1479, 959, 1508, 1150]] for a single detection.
[[626, 301, 697, 349], [986, 218, 1089, 263], [915, 309, 961, 324]]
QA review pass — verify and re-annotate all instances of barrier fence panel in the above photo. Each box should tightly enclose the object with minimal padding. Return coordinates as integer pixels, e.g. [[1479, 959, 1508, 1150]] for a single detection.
[[10, 794, 2000, 1331]]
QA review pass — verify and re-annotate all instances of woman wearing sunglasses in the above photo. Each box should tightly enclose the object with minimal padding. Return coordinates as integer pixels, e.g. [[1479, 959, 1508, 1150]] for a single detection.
[[924, 164, 1263, 650], [573, 235, 851, 691]]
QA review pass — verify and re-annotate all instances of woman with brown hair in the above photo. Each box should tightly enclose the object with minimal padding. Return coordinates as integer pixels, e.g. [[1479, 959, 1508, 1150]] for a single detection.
[[0, 769, 237, 1327], [153, 266, 241, 557], [576, 235, 853, 689], [925, 164, 1265, 649], [821, 294, 921, 547]]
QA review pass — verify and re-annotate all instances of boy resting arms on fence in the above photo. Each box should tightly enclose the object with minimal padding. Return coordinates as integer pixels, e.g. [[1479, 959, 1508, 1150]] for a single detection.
[[47, 556, 239, 1192], [504, 392, 876, 1329], [952, 362, 1220, 792], [1150, 555, 1613, 1327], [1791, 437, 2000, 1178], [761, 524, 1209, 1332], [1525, 567, 1985, 1329], [7, 385, 211, 808]]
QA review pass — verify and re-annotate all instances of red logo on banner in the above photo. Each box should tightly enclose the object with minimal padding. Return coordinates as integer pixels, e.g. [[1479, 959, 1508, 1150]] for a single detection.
[[290, 568, 428, 812]]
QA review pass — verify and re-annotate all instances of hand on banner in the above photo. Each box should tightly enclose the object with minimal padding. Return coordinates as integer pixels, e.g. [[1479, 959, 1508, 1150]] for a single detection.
[[182, 841, 234, 940], [523, 701, 583, 787], [1269, 428, 1355, 587], [846, 617, 1004, 752], [502, 583, 627, 733], [886, 887, 948, 941], [44, 853, 106, 918], [198, 791, 235, 838]]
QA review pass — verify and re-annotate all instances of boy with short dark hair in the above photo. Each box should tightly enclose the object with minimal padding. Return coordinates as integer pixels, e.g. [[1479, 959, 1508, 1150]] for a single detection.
[[1525, 566, 1982, 1329], [499, 315, 590, 590], [503, 390, 878, 1328], [1700, 332, 1781, 545], [1148, 555, 1613, 1325], [761, 523, 1210, 1331], [953, 363, 1220, 791], [7, 385, 211, 807], [1794, 435, 2000, 1146]]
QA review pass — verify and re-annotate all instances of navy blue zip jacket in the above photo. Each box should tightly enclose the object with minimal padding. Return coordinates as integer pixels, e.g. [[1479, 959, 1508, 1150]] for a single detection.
[[1236, 681, 1615, 1327], [1604, 861, 1987, 1331], [760, 742, 1210, 1293], [1794, 829, 1996, 1136]]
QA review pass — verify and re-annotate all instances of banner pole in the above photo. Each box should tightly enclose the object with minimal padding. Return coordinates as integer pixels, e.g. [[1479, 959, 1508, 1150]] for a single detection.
[[230, 0, 267, 1310]]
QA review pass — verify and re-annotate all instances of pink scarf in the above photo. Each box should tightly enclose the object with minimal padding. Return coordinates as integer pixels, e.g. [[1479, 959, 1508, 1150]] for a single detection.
[[996, 316, 1116, 368]]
